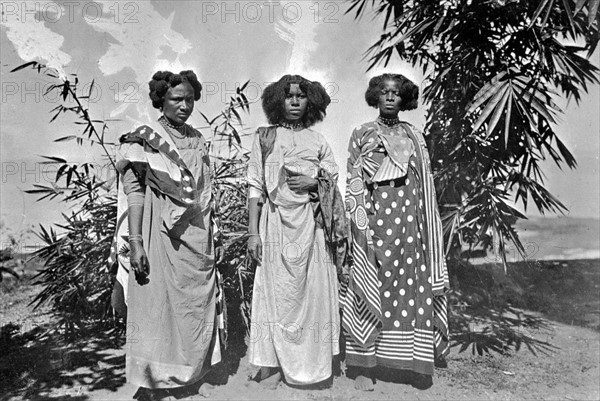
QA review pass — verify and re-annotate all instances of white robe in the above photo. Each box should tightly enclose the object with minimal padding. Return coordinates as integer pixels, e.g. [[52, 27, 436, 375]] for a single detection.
[[247, 126, 341, 385]]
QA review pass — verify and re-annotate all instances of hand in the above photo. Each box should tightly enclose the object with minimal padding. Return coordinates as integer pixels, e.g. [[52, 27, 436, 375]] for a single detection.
[[129, 241, 149, 284], [287, 174, 317, 193], [215, 245, 225, 264], [247, 234, 262, 263]]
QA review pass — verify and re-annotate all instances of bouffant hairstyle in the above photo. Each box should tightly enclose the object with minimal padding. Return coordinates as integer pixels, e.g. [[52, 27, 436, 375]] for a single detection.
[[148, 70, 202, 109], [262, 74, 331, 127], [365, 73, 419, 111]]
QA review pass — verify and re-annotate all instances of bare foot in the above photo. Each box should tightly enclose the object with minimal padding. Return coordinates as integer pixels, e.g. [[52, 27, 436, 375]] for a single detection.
[[354, 375, 374, 391], [260, 367, 281, 389], [262, 372, 281, 389], [197, 382, 215, 398], [435, 355, 448, 368], [250, 367, 281, 389]]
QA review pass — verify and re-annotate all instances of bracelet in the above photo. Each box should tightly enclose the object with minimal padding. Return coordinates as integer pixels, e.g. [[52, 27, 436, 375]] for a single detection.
[[129, 234, 143, 243]]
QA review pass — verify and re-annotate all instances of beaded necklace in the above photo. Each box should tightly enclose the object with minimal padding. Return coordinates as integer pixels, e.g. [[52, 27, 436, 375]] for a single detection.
[[278, 120, 304, 130], [377, 115, 401, 127], [159, 116, 189, 139], [158, 116, 202, 151], [278, 120, 305, 147]]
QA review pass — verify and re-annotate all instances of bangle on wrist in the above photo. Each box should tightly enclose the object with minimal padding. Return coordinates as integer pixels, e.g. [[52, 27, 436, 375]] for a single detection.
[[129, 234, 143, 243]]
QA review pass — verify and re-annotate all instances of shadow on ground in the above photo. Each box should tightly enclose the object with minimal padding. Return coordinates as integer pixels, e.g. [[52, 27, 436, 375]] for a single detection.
[[448, 258, 600, 356], [0, 324, 125, 400], [1, 258, 598, 399], [205, 290, 249, 386]]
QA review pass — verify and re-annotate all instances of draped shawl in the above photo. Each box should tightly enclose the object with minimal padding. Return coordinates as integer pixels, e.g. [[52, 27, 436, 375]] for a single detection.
[[256, 126, 349, 277], [108, 124, 225, 333]]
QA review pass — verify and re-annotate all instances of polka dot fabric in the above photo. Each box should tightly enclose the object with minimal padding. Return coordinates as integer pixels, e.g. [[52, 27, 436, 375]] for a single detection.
[[345, 158, 437, 374], [364, 156, 435, 366], [342, 121, 448, 378]]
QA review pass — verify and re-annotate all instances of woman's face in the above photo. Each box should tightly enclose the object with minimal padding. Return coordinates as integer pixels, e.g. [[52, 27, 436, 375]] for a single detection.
[[162, 82, 195, 125], [284, 83, 308, 122], [378, 80, 402, 118]]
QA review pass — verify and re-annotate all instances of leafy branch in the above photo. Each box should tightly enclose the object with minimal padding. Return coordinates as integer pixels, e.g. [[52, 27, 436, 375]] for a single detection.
[[12, 61, 255, 340], [347, 0, 599, 269]]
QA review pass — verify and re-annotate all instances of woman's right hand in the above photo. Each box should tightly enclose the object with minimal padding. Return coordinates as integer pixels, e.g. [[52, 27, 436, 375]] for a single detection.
[[130, 241, 149, 284], [248, 234, 262, 263]]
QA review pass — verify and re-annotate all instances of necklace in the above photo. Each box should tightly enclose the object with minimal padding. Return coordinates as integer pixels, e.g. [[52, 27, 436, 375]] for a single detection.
[[278, 121, 304, 148], [377, 115, 401, 127], [278, 121, 304, 130], [159, 116, 189, 139]]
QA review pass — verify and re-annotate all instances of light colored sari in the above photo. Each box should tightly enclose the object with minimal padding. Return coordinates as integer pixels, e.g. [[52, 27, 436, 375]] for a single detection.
[[246, 126, 341, 385]]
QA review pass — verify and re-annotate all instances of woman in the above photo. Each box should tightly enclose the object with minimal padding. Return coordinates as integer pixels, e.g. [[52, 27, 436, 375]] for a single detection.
[[340, 73, 449, 391], [246, 75, 346, 387], [112, 70, 225, 400]]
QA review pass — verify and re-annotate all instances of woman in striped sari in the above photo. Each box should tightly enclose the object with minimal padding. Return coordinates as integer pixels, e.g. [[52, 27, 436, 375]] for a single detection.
[[340, 73, 449, 391]]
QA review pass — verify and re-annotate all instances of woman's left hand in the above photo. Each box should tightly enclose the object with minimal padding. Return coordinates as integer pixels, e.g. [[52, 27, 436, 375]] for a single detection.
[[287, 174, 317, 193]]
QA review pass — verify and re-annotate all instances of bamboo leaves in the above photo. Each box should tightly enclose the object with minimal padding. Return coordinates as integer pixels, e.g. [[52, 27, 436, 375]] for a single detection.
[[348, 0, 598, 266], [14, 61, 255, 340], [467, 71, 561, 147]]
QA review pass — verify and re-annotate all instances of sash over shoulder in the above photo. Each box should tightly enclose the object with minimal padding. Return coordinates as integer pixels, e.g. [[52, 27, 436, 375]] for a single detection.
[[116, 124, 200, 205], [108, 123, 212, 303]]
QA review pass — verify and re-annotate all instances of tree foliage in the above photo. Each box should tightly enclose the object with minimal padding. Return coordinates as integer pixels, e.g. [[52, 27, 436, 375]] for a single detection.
[[14, 62, 253, 340], [348, 0, 599, 267]]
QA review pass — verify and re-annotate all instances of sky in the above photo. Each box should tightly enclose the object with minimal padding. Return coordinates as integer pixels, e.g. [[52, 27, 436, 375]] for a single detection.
[[1, 0, 599, 245]]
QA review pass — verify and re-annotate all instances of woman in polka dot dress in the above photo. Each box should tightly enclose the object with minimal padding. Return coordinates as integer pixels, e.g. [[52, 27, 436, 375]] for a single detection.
[[340, 73, 449, 391]]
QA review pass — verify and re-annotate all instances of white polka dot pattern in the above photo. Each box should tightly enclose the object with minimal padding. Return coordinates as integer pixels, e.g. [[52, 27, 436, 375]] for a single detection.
[[350, 150, 437, 369]]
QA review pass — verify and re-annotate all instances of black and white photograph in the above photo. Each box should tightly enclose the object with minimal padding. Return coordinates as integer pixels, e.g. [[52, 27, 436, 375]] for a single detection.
[[1, 1, 599, 400]]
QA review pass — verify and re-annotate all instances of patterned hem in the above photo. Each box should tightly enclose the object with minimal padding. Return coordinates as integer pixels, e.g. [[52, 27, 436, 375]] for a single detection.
[[345, 354, 434, 376]]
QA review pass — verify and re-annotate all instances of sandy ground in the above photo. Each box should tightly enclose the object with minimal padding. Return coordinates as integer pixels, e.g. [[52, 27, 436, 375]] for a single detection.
[[1, 252, 599, 400]]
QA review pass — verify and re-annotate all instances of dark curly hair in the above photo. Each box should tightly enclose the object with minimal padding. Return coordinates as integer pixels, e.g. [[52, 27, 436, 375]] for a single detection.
[[262, 75, 331, 127], [148, 70, 202, 109], [365, 73, 419, 111]]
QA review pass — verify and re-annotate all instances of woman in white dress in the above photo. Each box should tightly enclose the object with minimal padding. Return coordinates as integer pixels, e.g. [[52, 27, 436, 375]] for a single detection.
[[246, 74, 346, 388]]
